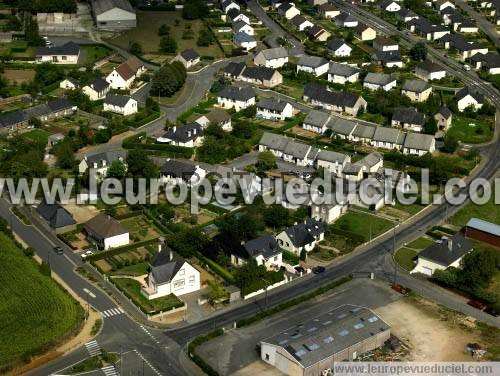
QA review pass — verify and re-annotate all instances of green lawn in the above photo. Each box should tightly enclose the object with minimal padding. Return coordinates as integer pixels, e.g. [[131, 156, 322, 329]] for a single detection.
[[108, 11, 224, 58], [395, 247, 418, 271], [20, 129, 50, 144], [0, 233, 83, 369], [447, 115, 494, 144], [450, 195, 499, 227], [109, 262, 149, 277], [406, 237, 434, 250], [112, 278, 183, 314], [331, 210, 394, 243], [81, 45, 112, 65]]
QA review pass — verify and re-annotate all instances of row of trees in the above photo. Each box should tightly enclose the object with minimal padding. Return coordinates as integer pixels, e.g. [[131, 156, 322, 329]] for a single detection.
[[12, 0, 77, 13]]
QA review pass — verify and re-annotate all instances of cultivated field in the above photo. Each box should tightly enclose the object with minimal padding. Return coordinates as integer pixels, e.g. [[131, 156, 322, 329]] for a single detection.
[[0, 233, 83, 370], [2, 69, 35, 84]]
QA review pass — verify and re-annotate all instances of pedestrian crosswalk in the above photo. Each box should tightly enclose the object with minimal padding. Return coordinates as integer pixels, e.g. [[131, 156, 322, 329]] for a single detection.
[[101, 365, 119, 376], [140, 325, 160, 345], [101, 307, 124, 318], [85, 340, 102, 357]]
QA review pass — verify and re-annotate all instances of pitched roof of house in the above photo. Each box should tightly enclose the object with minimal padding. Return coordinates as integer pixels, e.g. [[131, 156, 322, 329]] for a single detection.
[[418, 232, 473, 266], [0, 110, 26, 128], [278, 2, 295, 12], [256, 47, 288, 61], [303, 109, 330, 128], [403, 132, 435, 151], [364, 72, 395, 86], [218, 85, 255, 101], [317, 149, 349, 164], [466, 218, 500, 237], [351, 124, 376, 139], [83, 150, 126, 168], [373, 127, 405, 144], [84, 213, 128, 239], [163, 123, 203, 143], [373, 35, 397, 47], [373, 50, 402, 63], [455, 87, 485, 103], [104, 93, 134, 107], [204, 108, 231, 125], [283, 140, 312, 159], [234, 31, 256, 43], [36, 200, 76, 228], [233, 19, 251, 32], [150, 249, 186, 285], [259, 132, 289, 151], [470, 52, 500, 68], [393, 107, 426, 126], [257, 97, 291, 112], [335, 12, 356, 23], [48, 98, 74, 112], [379, 0, 398, 8], [402, 79, 430, 93], [318, 3, 338, 11], [304, 83, 363, 108], [329, 117, 356, 136], [88, 77, 110, 92], [328, 62, 359, 77], [238, 234, 282, 260], [441, 34, 482, 52], [91, 0, 135, 15], [437, 106, 452, 119], [63, 77, 79, 86], [416, 60, 445, 74], [283, 218, 327, 247], [297, 54, 329, 68], [241, 66, 278, 81], [327, 38, 348, 51], [36, 41, 80, 56], [354, 23, 372, 34], [224, 62, 246, 77], [160, 159, 197, 179], [180, 48, 200, 61], [291, 15, 309, 27]]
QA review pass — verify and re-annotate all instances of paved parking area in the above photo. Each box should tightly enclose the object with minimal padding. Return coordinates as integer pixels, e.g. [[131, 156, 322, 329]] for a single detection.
[[196, 278, 400, 375]]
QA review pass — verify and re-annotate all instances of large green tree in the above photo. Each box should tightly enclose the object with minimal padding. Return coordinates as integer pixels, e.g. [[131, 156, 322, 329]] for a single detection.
[[150, 62, 186, 97]]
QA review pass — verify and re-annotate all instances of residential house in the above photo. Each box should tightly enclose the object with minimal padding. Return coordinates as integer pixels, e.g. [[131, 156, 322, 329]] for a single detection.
[[396, 8, 419, 22], [409, 18, 450, 41], [157, 123, 204, 147], [283, 140, 318, 166], [0, 111, 28, 133], [316, 149, 351, 175], [234, 32, 257, 51], [25, 98, 77, 122], [82, 77, 110, 101], [403, 132, 436, 156], [411, 233, 473, 275], [258, 132, 290, 158], [239, 66, 283, 88], [106, 56, 145, 90], [103, 93, 138, 116], [231, 234, 282, 271], [371, 127, 405, 150], [440, 34, 487, 61], [415, 60, 446, 81], [354, 23, 377, 41], [307, 0, 327, 5], [328, 62, 360, 84], [455, 87, 485, 111], [217, 85, 256, 111], [470, 52, 500, 74], [306, 25, 331, 42], [328, 117, 357, 139], [311, 194, 349, 223], [174, 48, 201, 69], [194, 108, 232, 131], [327, 38, 352, 57], [254, 47, 289, 68], [303, 83, 367, 116], [142, 240, 200, 299], [60, 77, 79, 90], [222, 0, 240, 14], [278, 3, 301, 19], [291, 15, 314, 31], [435, 0, 455, 12], [223, 62, 246, 80], [159, 159, 206, 187], [36, 199, 76, 234], [276, 219, 328, 256], [350, 123, 376, 143], [318, 3, 340, 19], [302, 109, 331, 134], [372, 50, 403, 67], [372, 36, 399, 52], [90, 0, 136, 30], [379, 0, 401, 12], [434, 106, 453, 130], [392, 107, 426, 132], [363, 73, 397, 91], [232, 20, 255, 35], [227, 8, 250, 24], [335, 12, 358, 27], [256, 98, 294, 121], [35, 41, 80, 64], [401, 79, 432, 102], [296, 55, 330, 77], [78, 150, 126, 176], [83, 213, 129, 250]]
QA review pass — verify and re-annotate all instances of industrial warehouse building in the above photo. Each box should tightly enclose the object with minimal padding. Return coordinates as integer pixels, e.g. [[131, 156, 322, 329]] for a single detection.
[[90, 0, 136, 30], [260, 305, 390, 376], [465, 218, 500, 248]]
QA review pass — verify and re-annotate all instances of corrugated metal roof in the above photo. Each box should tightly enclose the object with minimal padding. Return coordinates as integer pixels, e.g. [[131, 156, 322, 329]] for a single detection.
[[466, 218, 500, 237]]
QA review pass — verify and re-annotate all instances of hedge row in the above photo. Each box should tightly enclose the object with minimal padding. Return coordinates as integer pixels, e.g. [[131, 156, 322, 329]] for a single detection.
[[114, 210, 143, 220], [86, 237, 160, 261], [431, 226, 456, 236], [282, 250, 299, 265], [129, 111, 161, 128], [122, 131, 194, 158], [188, 329, 224, 376], [198, 254, 235, 284], [41, 81, 60, 94], [236, 275, 353, 328]]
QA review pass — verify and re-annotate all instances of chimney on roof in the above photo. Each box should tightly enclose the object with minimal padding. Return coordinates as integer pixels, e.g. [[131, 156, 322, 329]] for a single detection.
[[448, 238, 453, 251], [173, 126, 177, 132], [170, 248, 173, 261], [158, 236, 165, 253]]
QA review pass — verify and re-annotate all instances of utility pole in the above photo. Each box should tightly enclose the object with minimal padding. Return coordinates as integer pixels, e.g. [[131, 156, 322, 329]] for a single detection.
[[393, 220, 399, 286]]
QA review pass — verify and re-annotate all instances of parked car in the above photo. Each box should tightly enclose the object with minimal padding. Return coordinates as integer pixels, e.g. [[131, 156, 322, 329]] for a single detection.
[[294, 266, 305, 274], [484, 306, 499, 317], [312, 266, 325, 274], [53, 246, 64, 255], [81, 250, 94, 260], [467, 299, 486, 310]]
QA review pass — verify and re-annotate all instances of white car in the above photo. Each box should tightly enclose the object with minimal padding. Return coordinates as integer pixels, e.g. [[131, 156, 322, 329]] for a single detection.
[[463, 64, 471, 71], [81, 250, 94, 259]]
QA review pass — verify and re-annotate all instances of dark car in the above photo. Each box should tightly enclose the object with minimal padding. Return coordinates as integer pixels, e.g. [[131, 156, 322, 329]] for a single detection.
[[294, 266, 305, 274], [467, 299, 486, 310], [484, 306, 499, 317], [312, 266, 325, 274], [53, 246, 64, 255]]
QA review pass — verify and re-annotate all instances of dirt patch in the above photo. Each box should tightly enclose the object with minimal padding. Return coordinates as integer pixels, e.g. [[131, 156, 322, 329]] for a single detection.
[[290, 125, 318, 139], [2, 69, 35, 84], [95, 259, 112, 272], [375, 298, 479, 361], [69, 232, 90, 250], [64, 199, 100, 223], [233, 361, 282, 376]]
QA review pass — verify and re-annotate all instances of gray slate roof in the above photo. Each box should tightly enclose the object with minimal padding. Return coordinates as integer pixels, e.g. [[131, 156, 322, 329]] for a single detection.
[[403, 132, 434, 151], [160, 159, 197, 180], [317, 149, 348, 164], [104, 93, 133, 107], [418, 232, 473, 266], [303, 109, 330, 128], [36, 41, 80, 56], [36, 200, 76, 229], [351, 124, 376, 139], [180, 48, 200, 61], [297, 55, 329, 68], [256, 47, 288, 61], [284, 218, 327, 248], [327, 38, 348, 52], [328, 62, 359, 77], [373, 127, 405, 144], [218, 85, 255, 101], [402, 79, 430, 93], [284, 140, 312, 159], [393, 107, 426, 126], [259, 132, 289, 151], [364, 73, 395, 86], [257, 97, 290, 112], [163, 123, 202, 143], [239, 234, 281, 260], [84, 150, 126, 168], [91, 0, 135, 15], [455, 87, 485, 103]]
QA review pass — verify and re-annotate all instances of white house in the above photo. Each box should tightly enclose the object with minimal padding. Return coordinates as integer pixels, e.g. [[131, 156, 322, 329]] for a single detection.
[[328, 63, 360, 85], [174, 48, 200, 69], [159, 159, 207, 187], [82, 78, 110, 101], [222, 0, 240, 14], [411, 233, 473, 276], [35, 41, 80, 64], [379, 0, 401, 12], [157, 123, 204, 148], [327, 38, 352, 57], [234, 32, 257, 51], [311, 194, 349, 224], [254, 47, 289, 68], [103, 93, 138, 116], [363, 73, 397, 91], [256, 98, 294, 121], [276, 219, 327, 256], [142, 240, 200, 299], [415, 60, 447, 81], [402, 133, 436, 156], [232, 20, 255, 35], [278, 3, 301, 19], [231, 234, 282, 271], [83, 213, 129, 250], [456, 87, 485, 111], [79, 151, 126, 177], [60, 77, 79, 90], [194, 108, 232, 131], [316, 149, 351, 175], [106, 56, 145, 90], [296, 55, 330, 77], [217, 85, 256, 111], [372, 36, 399, 52], [290, 15, 314, 31]]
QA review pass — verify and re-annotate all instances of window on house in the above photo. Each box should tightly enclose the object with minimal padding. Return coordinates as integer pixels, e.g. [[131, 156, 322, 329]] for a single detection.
[[179, 269, 185, 276], [189, 276, 195, 283]]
